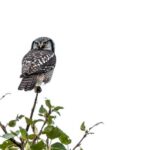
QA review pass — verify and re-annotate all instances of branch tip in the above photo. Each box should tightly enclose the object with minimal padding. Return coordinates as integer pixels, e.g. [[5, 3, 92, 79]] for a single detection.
[[0, 93, 11, 100], [72, 121, 103, 150]]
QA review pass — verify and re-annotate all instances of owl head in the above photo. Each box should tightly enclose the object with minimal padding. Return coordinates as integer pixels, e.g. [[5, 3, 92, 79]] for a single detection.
[[31, 37, 55, 52]]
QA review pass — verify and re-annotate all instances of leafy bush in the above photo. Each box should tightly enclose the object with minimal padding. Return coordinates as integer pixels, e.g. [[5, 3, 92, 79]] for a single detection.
[[0, 93, 102, 150]]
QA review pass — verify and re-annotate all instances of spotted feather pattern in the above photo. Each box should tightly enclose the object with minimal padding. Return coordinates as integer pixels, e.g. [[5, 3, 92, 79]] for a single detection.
[[21, 50, 56, 77]]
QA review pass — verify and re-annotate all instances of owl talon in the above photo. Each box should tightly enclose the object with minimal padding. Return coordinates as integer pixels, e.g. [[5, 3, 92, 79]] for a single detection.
[[35, 86, 42, 93]]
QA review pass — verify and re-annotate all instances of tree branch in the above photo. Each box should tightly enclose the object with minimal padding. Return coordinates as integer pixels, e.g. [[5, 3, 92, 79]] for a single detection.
[[0, 122, 22, 149], [33, 109, 51, 143], [26, 92, 39, 132], [0, 93, 11, 100], [0, 93, 23, 149], [72, 122, 103, 150]]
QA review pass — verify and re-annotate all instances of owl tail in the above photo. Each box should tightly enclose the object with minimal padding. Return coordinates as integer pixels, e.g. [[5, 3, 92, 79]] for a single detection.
[[18, 76, 37, 91]]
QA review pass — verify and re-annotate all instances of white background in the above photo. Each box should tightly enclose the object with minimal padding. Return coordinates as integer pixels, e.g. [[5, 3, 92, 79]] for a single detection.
[[0, 0, 150, 149]]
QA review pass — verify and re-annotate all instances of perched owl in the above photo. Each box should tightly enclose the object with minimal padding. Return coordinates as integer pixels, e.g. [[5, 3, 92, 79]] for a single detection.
[[18, 37, 56, 91]]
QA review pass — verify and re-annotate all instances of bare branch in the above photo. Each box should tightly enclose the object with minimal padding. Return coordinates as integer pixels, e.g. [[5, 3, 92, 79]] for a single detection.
[[89, 122, 104, 131], [72, 122, 103, 150], [0, 93, 11, 100], [26, 92, 39, 132]]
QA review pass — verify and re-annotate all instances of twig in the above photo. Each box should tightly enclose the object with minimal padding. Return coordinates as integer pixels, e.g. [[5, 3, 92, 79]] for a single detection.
[[89, 122, 103, 130], [0, 93, 11, 100], [0, 122, 22, 149], [26, 92, 39, 132], [33, 109, 51, 143], [0, 93, 23, 149], [72, 122, 103, 150], [46, 137, 49, 149]]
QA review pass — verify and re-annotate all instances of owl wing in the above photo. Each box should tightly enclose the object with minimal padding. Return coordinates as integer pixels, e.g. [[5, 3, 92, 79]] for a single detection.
[[21, 50, 56, 77]]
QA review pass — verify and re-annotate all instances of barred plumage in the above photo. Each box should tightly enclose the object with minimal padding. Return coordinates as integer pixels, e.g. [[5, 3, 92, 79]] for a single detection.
[[18, 37, 56, 91]]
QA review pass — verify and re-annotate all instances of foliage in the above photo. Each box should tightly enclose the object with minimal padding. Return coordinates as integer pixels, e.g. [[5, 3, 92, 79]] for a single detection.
[[0, 94, 102, 150]]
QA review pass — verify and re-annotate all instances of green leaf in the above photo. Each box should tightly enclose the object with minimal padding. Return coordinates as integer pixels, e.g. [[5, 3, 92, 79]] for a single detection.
[[45, 99, 51, 109], [55, 111, 61, 116], [51, 142, 66, 150], [39, 105, 47, 114], [19, 127, 27, 140], [47, 115, 53, 125], [0, 140, 14, 149], [33, 119, 44, 124], [1, 133, 16, 139], [25, 117, 33, 125], [43, 126, 61, 139], [38, 113, 44, 117], [8, 120, 16, 127], [28, 134, 36, 140], [25, 142, 31, 150], [30, 140, 45, 150], [43, 126, 71, 144], [16, 114, 24, 120], [56, 128, 71, 145], [53, 106, 64, 112], [52, 106, 63, 116], [10, 130, 20, 136], [80, 122, 86, 131], [59, 133, 71, 145]]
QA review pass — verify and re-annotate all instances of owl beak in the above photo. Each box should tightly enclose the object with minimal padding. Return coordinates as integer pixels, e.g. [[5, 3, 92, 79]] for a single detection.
[[39, 43, 43, 48]]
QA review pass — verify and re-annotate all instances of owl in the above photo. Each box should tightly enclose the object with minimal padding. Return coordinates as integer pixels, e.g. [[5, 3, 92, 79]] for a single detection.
[[18, 37, 56, 92]]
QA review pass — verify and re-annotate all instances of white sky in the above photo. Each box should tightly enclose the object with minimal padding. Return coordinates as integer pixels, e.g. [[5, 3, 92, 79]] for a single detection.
[[0, 0, 150, 149]]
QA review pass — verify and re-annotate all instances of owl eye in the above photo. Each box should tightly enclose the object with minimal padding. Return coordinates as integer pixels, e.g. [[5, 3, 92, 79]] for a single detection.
[[32, 41, 39, 49], [43, 41, 48, 45], [34, 41, 39, 45]]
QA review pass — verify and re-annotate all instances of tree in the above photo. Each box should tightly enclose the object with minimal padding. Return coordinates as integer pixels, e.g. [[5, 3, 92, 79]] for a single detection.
[[0, 91, 103, 150]]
